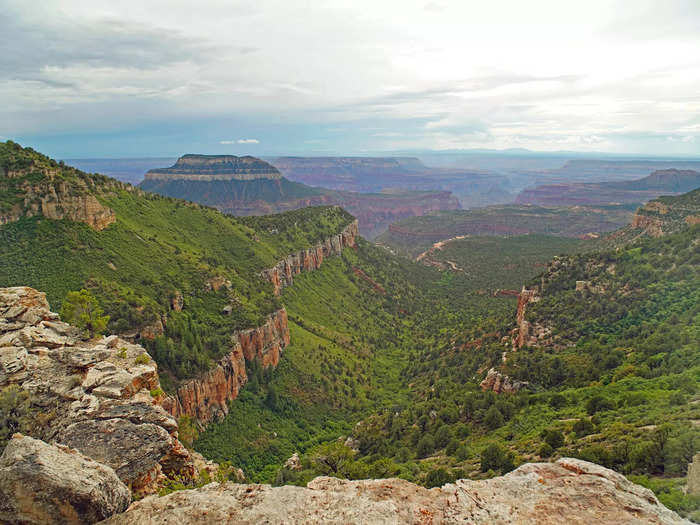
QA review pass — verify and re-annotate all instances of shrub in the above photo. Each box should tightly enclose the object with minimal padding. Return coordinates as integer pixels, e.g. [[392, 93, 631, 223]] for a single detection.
[[0, 385, 33, 451], [586, 395, 614, 415], [539, 442, 554, 458], [480, 443, 514, 473], [425, 467, 455, 488], [416, 435, 435, 458], [483, 406, 505, 430], [542, 429, 565, 450], [572, 418, 595, 437]]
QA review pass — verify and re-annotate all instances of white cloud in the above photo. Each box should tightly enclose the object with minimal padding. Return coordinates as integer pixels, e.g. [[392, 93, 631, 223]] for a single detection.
[[1, 0, 699, 155]]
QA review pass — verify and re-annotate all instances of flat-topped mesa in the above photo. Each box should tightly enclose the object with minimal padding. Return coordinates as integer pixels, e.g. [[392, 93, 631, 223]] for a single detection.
[[262, 219, 359, 295], [145, 154, 282, 182]]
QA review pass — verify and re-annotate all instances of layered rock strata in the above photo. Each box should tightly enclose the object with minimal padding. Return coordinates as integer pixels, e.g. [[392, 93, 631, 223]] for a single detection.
[[0, 286, 195, 495], [0, 180, 116, 230], [161, 308, 290, 423], [261, 219, 358, 295], [100, 458, 689, 525], [145, 155, 281, 182]]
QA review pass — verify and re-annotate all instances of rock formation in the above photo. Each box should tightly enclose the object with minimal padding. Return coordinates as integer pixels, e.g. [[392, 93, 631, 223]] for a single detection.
[[161, 308, 289, 423], [145, 155, 282, 182], [480, 367, 527, 394], [0, 180, 117, 230], [0, 434, 131, 524], [0, 286, 195, 495], [100, 458, 689, 524], [261, 219, 358, 295], [512, 287, 540, 349], [688, 453, 700, 497], [161, 220, 354, 424]]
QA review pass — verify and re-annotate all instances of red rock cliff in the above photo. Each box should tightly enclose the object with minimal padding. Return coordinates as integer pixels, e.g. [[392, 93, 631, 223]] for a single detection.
[[162, 309, 289, 424], [261, 220, 358, 295]]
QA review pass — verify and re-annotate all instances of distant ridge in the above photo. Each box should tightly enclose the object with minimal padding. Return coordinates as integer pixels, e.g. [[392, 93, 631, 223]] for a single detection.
[[145, 154, 281, 181]]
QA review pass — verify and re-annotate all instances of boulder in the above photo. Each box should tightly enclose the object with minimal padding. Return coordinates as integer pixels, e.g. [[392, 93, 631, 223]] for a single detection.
[[99, 458, 689, 524], [58, 418, 173, 486], [0, 286, 195, 494], [0, 434, 130, 525]]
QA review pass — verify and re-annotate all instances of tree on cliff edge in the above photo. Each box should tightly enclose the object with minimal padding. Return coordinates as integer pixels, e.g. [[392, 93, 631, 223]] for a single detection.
[[60, 289, 109, 338]]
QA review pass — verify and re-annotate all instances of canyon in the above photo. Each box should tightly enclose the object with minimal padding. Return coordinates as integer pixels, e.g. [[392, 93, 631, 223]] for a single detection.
[[140, 154, 460, 238], [161, 220, 358, 423], [515, 169, 700, 207]]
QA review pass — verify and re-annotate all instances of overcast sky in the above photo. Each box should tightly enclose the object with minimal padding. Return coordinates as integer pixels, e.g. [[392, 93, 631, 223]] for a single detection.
[[2, 0, 700, 157]]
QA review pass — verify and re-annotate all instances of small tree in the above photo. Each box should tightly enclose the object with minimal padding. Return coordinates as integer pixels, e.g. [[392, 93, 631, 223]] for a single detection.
[[0, 385, 33, 450], [311, 441, 355, 478], [60, 289, 109, 338], [483, 406, 505, 430], [480, 443, 514, 473]]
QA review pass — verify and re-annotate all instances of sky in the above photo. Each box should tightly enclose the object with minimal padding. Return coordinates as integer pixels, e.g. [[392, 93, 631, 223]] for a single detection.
[[1, 0, 700, 158]]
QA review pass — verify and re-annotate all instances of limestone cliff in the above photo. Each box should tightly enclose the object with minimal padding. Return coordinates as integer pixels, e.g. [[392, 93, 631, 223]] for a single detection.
[[261, 219, 358, 295], [0, 287, 195, 495], [145, 155, 282, 182], [161, 309, 289, 423], [0, 174, 118, 231], [101, 458, 689, 524]]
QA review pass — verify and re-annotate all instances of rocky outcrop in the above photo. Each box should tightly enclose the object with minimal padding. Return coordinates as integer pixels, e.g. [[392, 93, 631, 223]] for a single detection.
[[0, 286, 195, 495], [161, 308, 289, 423], [0, 181, 116, 230], [688, 453, 700, 497], [145, 155, 282, 182], [512, 287, 540, 349], [480, 367, 527, 394], [261, 220, 358, 295], [0, 434, 131, 524], [100, 458, 688, 524]]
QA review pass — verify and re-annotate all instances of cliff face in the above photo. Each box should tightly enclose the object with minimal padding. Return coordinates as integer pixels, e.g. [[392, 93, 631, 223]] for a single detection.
[[261, 220, 358, 295], [0, 286, 195, 495], [0, 179, 117, 231], [161, 221, 355, 423], [145, 155, 282, 182], [161, 309, 290, 423], [102, 458, 688, 525]]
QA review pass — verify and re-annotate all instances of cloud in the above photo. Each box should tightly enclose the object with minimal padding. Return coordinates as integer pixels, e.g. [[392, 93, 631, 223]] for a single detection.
[[1, 0, 699, 156]]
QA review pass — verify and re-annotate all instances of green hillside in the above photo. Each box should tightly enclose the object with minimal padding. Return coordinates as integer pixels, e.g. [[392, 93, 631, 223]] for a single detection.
[[0, 141, 353, 386]]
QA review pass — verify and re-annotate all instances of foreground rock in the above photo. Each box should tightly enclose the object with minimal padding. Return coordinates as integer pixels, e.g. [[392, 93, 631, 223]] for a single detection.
[[0, 434, 130, 524], [101, 458, 688, 524], [0, 286, 195, 494]]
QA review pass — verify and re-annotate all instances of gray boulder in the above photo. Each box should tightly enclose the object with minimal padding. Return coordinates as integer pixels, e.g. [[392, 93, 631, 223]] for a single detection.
[[0, 434, 130, 524]]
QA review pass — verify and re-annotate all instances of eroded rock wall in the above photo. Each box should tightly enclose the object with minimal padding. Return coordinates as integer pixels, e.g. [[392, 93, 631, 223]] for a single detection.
[[0, 180, 117, 230], [161, 309, 289, 424], [261, 220, 358, 295]]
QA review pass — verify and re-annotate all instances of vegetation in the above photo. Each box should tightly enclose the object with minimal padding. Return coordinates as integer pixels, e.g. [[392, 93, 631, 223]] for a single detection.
[[1, 142, 698, 518], [59, 289, 109, 337], [376, 204, 634, 257]]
